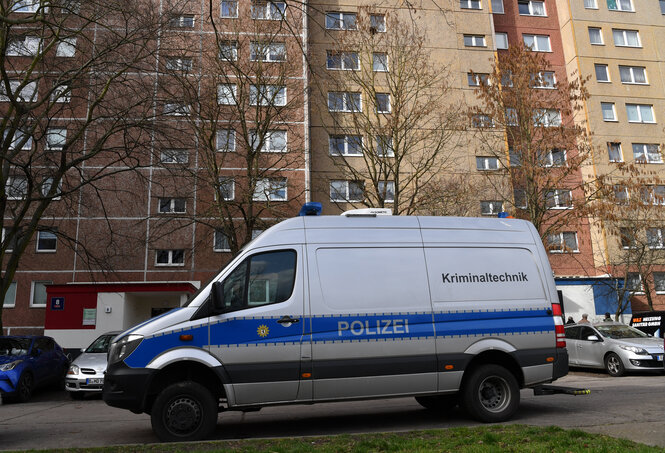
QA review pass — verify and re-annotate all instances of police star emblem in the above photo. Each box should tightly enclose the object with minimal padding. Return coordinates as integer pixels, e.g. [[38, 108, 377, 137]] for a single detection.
[[257, 324, 269, 338]]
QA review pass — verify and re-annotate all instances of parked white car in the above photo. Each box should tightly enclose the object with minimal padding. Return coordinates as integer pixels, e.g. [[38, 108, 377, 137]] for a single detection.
[[565, 323, 664, 376], [66, 332, 120, 399]]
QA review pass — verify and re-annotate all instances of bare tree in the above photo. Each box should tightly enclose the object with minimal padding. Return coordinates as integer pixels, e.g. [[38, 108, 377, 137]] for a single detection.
[[0, 0, 185, 331], [316, 8, 464, 215], [469, 45, 591, 242]]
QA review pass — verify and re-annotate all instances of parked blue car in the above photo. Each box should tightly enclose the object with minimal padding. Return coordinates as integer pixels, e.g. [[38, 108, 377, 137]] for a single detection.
[[0, 336, 70, 402]]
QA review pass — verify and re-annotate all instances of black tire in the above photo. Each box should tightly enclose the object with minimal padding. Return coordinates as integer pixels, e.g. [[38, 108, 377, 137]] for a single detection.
[[415, 394, 458, 411], [69, 391, 86, 400], [16, 372, 34, 403], [605, 352, 625, 377], [461, 364, 519, 423], [150, 381, 218, 442]]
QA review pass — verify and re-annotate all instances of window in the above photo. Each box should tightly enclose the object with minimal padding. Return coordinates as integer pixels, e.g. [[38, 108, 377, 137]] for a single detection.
[[328, 92, 361, 112], [41, 177, 61, 199], [472, 114, 494, 127], [251, 1, 286, 20], [523, 34, 551, 52], [607, 0, 633, 11], [626, 104, 654, 123], [214, 230, 230, 252], [541, 149, 566, 167], [330, 180, 364, 202], [376, 135, 394, 157], [655, 272, 665, 292], [218, 177, 235, 201], [601, 102, 617, 121], [250, 85, 286, 106], [547, 232, 579, 253], [6, 175, 28, 199], [584, 0, 598, 7], [160, 149, 188, 164], [55, 38, 76, 57], [491, 0, 504, 12], [221, 0, 238, 18], [250, 42, 286, 62], [158, 198, 186, 214], [156, 249, 185, 266], [377, 181, 395, 202], [51, 83, 70, 103], [619, 227, 635, 248], [546, 189, 573, 209], [588, 27, 603, 45], [644, 185, 665, 205], [220, 250, 296, 309], [533, 71, 556, 88], [329, 135, 363, 156], [169, 15, 195, 28], [518, 0, 546, 16], [2, 228, 17, 252], [370, 14, 386, 32], [619, 66, 647, 84], [513, 189, 527, 208], [626, 273, 642, 292], [468, 73, 489, 86], [250, 130, 287, 152], [509, 148, 521, 166], [495, 32, 508, 49], [7, 36, 41, 56], [46, 128, 67, 149], [217, 84, 237, 105], [633, 143, 662, 163], [480, 200, 503, 215], [325, 12, 356, 30], [165, 57, 193, 71], [13, 0, 42, 13], [219, 41, 238, 61], [5, 129, 32, 150], [376, 93, 391, 113], [613, 29, 640, 47], [372, 53, 388, 72], [30, 281, 51, 307], [595, 64, 610, 82], [0, 80, 37, 102], [476, 156, 499, 170], [613, 185, 629, 204], [464, 34, 486, 47], [661, 0, 665, 14], [461, 0, 482, 9], [505, 108, 518, 126], [607, 142, 623, 162], [164, 102, 189, 116], [36, 230, 57, 252], [253, 178, 287, 201], [327, 51, 359, 70], [217, 129, 236, 152], [3, 282, 16, 308], [534, 109, 562, 127]]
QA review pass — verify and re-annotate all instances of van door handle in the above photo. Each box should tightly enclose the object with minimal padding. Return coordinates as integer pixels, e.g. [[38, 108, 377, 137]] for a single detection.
[[277, 315, 299, 324]]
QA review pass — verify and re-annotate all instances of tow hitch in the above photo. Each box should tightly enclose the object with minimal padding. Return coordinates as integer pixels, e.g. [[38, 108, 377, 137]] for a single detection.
[[532, 385, 590, 396]]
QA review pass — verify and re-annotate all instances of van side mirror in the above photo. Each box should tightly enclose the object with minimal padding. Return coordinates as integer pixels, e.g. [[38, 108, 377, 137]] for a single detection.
[[211, 281, 226, 313]]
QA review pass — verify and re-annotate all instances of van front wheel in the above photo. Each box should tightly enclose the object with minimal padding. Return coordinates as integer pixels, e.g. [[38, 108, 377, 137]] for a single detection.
[[461, 364, 519, 423], [151, 381, 218, 442]]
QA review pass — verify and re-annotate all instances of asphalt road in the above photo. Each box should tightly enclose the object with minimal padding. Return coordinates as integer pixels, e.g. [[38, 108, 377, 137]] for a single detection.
[[1, 370, 664, 451]]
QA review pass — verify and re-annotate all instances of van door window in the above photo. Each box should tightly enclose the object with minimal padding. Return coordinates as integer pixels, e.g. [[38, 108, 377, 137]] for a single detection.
[[221, 250, 296, 310]]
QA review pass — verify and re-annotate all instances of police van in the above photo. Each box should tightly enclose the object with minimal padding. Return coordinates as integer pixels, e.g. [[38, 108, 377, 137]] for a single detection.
[[103, 209, 569, 441]]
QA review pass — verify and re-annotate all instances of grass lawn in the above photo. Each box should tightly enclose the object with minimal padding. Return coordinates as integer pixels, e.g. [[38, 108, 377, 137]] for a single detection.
[[15, 425, 662, 453]]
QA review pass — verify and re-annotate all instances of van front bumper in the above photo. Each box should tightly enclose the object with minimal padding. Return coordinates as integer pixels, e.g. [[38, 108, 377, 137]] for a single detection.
[[102, 361, 154, 413]]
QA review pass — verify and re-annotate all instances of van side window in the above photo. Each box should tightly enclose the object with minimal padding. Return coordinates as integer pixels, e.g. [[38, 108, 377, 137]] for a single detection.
[[222, 250, 296, 310]]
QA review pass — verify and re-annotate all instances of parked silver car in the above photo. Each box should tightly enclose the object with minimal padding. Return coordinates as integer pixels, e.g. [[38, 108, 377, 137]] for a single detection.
[[65, 331, 120, 399], [565, 323, 664, 376]]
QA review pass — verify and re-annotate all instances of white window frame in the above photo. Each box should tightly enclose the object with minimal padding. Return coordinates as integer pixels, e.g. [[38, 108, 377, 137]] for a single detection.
[[468, 73, 489, 86], [325, 12, 357, 30], [218, 177, 235, 201], [632, 143, 662, 163], [523, 34, 551, 52], [613, 29, 641, 47], [29, 281, 52, 308], [46, 128, 67, 150], [217, 129, 236, 152], [480, 200, 503, 215], [533, 71, 556, 89], [5, 129, 32, 150], [13, 0, 43, 13], [0, 80, 37, 103], [7, 36, 41, 56], [372, 52, 388, 72], [165, 57, 193, 71], [461, 0, 482, 9], [654, 272, 665, 293], [328, 92, 362, 112], [51, 83, 70, 103], [378, 181, 395, 203], [221, 0, 238, 18], [169, 15, 195, 28], [518, 0, 546, 16], [588, 27, 603, 45], [330, 180, 364, 202], [472, 114, 494, 128], [251, 1, 286, 20], [607, 0, 633, 12], [626, 273, 643, 293], [56, 38, 76, 57], [547, 232, 579, 253], [219, 41, 238, 61], [595, 64, 610, 82], [250, 130, 287, 153], [584, 0, 598, 8], [164, 102, 190, 116], [3, 281, 17, 308], [370, 14, 386, 32], [213, 230, 231, 252], [250, 42, 286, 62], [541, 149, 567, 167], [376, 135, 394, 157], [607, 142, 623, 162], [546, 189, 573, 209], [326, 51, 359, 70], [626, 104, 655, 124], [495, 32, 509, 49], [217, 84, 237, 105], [534, 109, 562, 127], [476, 156, 499, 170], [160, 149, 188, 164], [329, 135, 363, 156], [601, 102, 617, 122], [613, 185, 629, 204], [155, 249, 185, 267], [253, 178, 288, 201], [6, 175, 28, 200], [158, 198, 186, 214], [36, 230, 57, 252], [375, 93, 391, 113], [464, 34, 486, 47], [250, 85, 286, 106], [619, 66, 647, 85]]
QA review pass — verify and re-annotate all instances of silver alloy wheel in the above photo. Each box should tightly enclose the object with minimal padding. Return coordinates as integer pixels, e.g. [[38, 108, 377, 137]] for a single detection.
[[607, 355, 621, 374], [165, 396, 202, 435], [477, 375, 511, 413]]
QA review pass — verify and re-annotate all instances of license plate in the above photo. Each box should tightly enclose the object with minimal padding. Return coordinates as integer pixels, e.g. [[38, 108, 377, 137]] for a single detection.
[[86, 378, 103, 385]]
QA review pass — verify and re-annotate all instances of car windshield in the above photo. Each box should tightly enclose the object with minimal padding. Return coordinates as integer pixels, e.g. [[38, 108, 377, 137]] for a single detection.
[[596, 325, 649, 339], [85, 334, 116, 353], [0, 338, 31, 356]]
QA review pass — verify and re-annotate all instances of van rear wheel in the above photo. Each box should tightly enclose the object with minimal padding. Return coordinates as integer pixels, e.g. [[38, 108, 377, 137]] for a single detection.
[[461, 364, 519, 423], [415, 395, 458, 411], [151, 381, 218, 442]]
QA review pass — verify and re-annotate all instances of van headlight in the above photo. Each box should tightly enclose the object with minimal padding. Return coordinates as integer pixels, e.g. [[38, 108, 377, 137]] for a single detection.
[[108, 334, 143, 364], [619, 345, 648, 355]]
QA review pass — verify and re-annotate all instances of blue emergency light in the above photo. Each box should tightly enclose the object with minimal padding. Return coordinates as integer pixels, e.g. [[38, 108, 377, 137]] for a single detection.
[[299, 202, 322, 216]]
